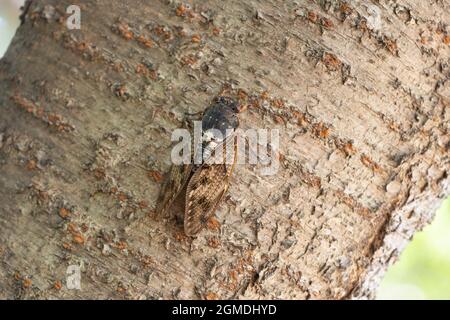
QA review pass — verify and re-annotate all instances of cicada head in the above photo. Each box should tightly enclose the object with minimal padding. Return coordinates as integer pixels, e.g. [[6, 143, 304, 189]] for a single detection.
[[202, 96, 240, 136], [214, 96, 240, 114]]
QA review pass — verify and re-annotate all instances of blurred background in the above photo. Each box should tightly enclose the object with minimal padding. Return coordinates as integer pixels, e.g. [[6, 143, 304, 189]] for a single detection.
[[1, 0, 450, 300], [0, 0, 22, 57]]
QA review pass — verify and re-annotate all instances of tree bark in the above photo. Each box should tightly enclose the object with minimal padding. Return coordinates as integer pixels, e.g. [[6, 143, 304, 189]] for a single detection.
[[0, 0, 449, 299]]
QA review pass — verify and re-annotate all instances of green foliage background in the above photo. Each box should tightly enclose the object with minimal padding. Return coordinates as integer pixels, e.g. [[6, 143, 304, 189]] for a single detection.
[[1, 0, 450, 300], [377, 198, 450, 299]]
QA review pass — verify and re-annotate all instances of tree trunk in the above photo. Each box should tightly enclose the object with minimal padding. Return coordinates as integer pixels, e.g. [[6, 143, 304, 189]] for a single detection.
[[0, 0, 449, 300]]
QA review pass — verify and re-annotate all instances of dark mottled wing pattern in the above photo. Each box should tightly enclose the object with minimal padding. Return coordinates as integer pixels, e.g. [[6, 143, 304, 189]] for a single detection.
[[157, 96, 240, 235], [156, 163, 192, 216], [184, 139, 237, 236]]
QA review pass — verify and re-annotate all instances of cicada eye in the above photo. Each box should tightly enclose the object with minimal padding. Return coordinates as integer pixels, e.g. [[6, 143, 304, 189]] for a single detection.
[[215, 96, 227, 104], [229, 101, 239, 113], [216, 96, 239, 112]]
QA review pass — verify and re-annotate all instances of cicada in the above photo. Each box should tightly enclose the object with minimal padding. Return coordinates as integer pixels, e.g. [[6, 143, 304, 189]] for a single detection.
[[156, 96, 240, 236]]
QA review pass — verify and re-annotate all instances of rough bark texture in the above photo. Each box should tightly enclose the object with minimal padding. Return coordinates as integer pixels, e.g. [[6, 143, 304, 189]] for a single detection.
[[0, 0, 449, 300]]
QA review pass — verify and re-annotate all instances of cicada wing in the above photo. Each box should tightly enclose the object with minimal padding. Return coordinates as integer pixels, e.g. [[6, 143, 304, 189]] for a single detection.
[[156, 163, 193, 216], [184, 141, 237, 236], [184, 164, 228, 236]]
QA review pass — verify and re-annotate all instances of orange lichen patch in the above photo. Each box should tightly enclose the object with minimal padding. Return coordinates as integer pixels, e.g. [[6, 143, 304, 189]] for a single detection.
[[278, 152, 286, 164], [93, 168, 106, 180], [14, 272, 22, 281], [31, 185, 50, 203], [76, 42, 88, 51], [360, 155, 383, 173], [163, 30, 174, 41], [304, 174, 322, 188], [67, 223, 85, 245], [247, 98, 260, 109], [47, 113, 63, 124], [238, 104, 249, 113], [340, 3, 353, 16], [292, 110, 307, 126], [228, 270, 238, 282], [357, 18, 369, 33], [62, 242, 73, 251], [207, 217, 221, 231], [52, 116, 72, 131], [313, 122, 330, 139], [181, 54, 198, 66], [340, 142, 356, 157], [26, 159, 37, 170], [138, 200, 148, 209], [270, 98, 285, 108], [298, 166, 322, 188], [320, 17, 334, 29], [208, 237, 221, 248], [117, 192, 128, 202], [65, 38, 102, 61], [80, 223, 89, 233], [114, 85, 128, 98], [334, 190, 371, 217], [113, 240, 127, 250], [191, 34, 201, 43], [117, 23, 134, 40], [116, 284, 126, 293], [218, 274, 237, 291], [148, 170, 163, 183], [307, 11, 318, 23], [273, 115, 285, 124], [135, 64, 157, 79], [22, 278, 32, 288], [212, 27, 221, 36], [174, 231, 188, 242], [237, 89, 248, 101], [218, 85, 232, 96], [216, 252, 255, 291], [137, 254, 154, 268], [205, 292, 219, 300], [11, 94, 75, 132], [176, 4, 194, 18], [323, 52, 342, 71], [112, 62, 124, 72], [260, 91, 269, 100], [72, 233, 85, 245], [176, 4, 188, 17], [380, 36, 399, 56], [136, 35, 154, 48], [59, 207, 71, 219], [443, 35, 450, 45], [135, 63, 146, 74], [11, 94, 35, 113], [54, 280, 62, 290], [153, 25, 165, 36], [67, 223, 78, 234]]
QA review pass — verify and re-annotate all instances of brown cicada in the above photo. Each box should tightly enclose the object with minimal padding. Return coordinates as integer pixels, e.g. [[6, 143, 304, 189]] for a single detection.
[[157, 96, 240, 236]]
